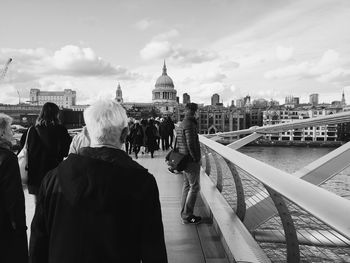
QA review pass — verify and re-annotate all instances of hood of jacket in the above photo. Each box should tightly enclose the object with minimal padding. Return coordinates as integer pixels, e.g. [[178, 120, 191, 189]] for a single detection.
[[54, 147, 149, 208]]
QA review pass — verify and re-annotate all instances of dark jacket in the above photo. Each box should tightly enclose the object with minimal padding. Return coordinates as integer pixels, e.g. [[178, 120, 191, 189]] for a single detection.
[[176, 116, 201, 162], [0, 142, 28, 263], [29, 147, 167, 263], [22, 124, 71, 194], [145, 125, 159, 151]]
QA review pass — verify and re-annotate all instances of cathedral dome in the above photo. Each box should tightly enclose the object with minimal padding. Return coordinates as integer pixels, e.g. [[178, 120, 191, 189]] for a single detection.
[[155, 61, 174, 89]]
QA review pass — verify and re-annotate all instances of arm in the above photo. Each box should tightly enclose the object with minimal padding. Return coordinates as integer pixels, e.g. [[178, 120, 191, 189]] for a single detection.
[[184, 127, 200, 162], [0, 154, 26, 228], [29, 181, 49, 263], [141, 175, 168, 263]]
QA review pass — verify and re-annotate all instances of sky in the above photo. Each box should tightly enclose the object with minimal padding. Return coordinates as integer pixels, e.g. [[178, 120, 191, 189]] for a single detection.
[[1, 0, 350, 106]]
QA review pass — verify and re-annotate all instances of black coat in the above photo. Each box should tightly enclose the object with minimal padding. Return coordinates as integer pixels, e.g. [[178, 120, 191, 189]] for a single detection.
[[29, 147, 167, 263], [0, 145, 28, 263], [22, 124, 71, 194], [145, 125, 158, 151]]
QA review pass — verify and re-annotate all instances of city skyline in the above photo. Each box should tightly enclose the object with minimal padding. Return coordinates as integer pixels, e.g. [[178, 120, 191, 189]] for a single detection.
[[1, 0, 350, 105]]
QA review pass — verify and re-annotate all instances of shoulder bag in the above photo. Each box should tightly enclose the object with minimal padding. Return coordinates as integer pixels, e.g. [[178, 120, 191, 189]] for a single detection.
[[165, 137, 189, 172], [18, 127, 31, 184]]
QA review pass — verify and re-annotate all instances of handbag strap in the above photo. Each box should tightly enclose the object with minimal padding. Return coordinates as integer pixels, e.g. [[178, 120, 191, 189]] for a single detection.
[[23, 127, 31, 150], [174, 136, 178, 151]]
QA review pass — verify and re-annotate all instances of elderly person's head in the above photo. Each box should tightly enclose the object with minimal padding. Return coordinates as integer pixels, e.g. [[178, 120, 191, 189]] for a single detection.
[[0, 113, 14, 146], [84, 100, 128, 148]]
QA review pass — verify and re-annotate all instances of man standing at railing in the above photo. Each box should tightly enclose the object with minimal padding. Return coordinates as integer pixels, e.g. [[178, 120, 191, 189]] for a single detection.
[[176, 103, 202, 224]]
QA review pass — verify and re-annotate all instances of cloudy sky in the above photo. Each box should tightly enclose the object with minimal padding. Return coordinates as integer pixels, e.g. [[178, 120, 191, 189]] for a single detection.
[[1, 0, 350, 105]]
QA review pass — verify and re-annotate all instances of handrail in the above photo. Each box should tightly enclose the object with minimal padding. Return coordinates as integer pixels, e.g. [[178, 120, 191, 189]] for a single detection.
[[199, 135, 350, 240], [211, 111, 350, 137]]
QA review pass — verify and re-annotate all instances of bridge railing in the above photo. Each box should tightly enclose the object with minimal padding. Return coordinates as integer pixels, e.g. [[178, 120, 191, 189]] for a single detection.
[[198, 111, 350, 262]]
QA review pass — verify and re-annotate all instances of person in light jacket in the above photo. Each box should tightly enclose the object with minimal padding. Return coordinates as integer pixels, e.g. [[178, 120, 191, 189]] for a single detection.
[[29, 99, 167, 263], [0, 113, 28, 263]]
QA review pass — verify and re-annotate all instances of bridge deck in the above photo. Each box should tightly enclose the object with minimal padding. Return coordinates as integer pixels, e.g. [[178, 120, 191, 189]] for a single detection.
[[25, 150, 229, 263]]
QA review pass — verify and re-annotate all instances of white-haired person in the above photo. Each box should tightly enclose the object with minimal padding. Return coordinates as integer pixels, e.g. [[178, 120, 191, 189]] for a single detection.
[[29, 100, 168, 263], [0, 113, 28, 263]]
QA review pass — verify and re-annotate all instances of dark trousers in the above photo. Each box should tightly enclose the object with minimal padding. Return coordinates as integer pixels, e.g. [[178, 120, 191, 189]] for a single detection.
[[161, 138, 169, 151]]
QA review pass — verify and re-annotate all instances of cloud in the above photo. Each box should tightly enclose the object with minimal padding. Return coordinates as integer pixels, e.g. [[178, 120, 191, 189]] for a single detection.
[[1, 45, 140, 81], [140, 41, 173, 60], [153, 29, 180, 41], [140, 40, 218, 64], [134, 18, 154, 30], [51, 45, 128, 77], [276, 46, 294, 61], [264, 49, 345, 82]]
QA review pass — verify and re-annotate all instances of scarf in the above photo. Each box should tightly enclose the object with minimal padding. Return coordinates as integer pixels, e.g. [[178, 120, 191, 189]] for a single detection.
[[0, 137, 12, 150]]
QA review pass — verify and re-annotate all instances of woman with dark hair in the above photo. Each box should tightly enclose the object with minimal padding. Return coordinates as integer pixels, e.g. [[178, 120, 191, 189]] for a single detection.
[[0, 113, 28, 263], [21, 102, 71, 200]]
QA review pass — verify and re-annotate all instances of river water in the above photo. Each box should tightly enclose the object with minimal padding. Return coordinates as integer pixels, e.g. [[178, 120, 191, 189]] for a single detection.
[[230, 146, 350, 262], [237, 146, 350, 199]]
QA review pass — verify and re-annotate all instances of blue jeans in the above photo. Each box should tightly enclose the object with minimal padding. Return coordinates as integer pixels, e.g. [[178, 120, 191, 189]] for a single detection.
[[180, 161, 201, 219]]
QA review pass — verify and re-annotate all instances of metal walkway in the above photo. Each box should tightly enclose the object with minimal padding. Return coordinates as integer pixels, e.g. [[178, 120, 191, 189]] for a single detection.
[[25, 150, 229, 263]]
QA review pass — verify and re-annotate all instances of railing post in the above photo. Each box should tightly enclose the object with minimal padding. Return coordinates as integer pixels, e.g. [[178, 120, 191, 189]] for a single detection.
[[202, 145, 211, 176], [225, 160, 246, 221], [265, 186, 300, 263], [210, 150, 223, 192]]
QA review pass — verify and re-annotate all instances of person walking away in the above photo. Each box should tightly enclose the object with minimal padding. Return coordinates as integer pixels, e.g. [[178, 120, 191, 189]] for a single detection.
[[154, 118, 161, 150], [29, 99, 167, 263], [165, 116, 175, 149], [145, 119, 158, 158], [20, 102, 71, 202], [159, 118, 169, 151], [131, 121, 143, 159], [140, 119, 148, 154], [125, 119, 134, 154], [176, 103, 202, 224], [0, 113, 28, 263]]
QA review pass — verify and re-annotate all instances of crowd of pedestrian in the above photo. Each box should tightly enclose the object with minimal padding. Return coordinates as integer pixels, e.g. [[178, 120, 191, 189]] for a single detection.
[[0, 99, 201, 263], [126, 116, 175, 159]]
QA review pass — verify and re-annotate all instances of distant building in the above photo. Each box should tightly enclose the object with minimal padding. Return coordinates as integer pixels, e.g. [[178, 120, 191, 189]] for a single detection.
[[30, 88, 76, 109], [152, 61, 177, 114], [115, 83, 123, 103], [293, 97, 300, 105], [211, 93, 220, 106], [183, 93, 191, 104], [341, 90, 346, 106], [309, 93, 319, 106], [231, 100, 235, 107], [263, 106, 341, 142], [197, 106, 245, 134], [236, 98, 245, 108]]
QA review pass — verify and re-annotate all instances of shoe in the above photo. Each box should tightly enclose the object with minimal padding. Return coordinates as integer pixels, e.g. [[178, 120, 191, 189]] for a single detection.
[[181, 215, 202, 225]]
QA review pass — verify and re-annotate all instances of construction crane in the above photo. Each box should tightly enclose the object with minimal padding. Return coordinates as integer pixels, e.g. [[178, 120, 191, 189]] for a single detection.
[[0, 58, 13, 81]]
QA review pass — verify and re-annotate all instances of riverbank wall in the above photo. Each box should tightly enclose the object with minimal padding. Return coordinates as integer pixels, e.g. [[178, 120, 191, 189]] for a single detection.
[[218, 138, 344, 147]]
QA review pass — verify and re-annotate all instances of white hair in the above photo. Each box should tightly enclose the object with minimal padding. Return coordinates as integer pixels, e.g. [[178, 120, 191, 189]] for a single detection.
[[0, 113, 13, 135], [83, 100, 128, 146]]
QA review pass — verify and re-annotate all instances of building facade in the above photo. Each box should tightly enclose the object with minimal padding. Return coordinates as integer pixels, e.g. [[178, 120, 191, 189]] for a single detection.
[[115, 83, 123, 103], [30, 89, 76, 108], [309, 93, 319, 106], [183, 93, 191, 104], [263, 106, 341, 142], [152, 61, 177, 114], [211, 93, 220, 106]]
